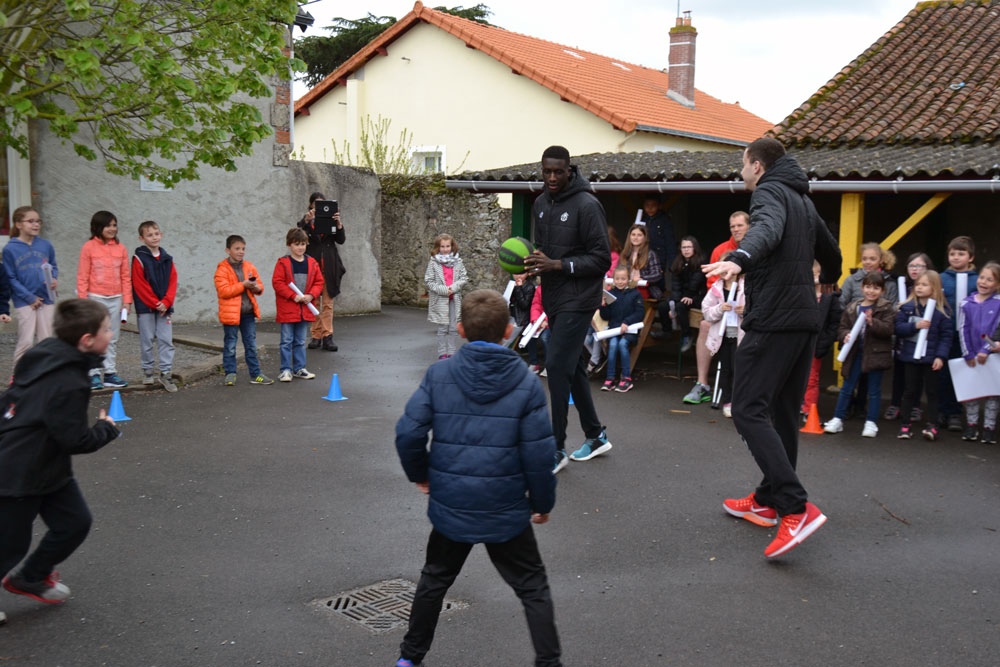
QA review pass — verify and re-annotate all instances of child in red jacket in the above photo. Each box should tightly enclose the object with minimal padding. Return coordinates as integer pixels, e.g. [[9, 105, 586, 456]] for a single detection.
[[272, 228, 324, 382]]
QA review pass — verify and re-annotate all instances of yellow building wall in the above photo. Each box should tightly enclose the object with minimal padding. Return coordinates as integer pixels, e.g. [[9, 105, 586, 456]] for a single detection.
[[293, 23, 726, 173]]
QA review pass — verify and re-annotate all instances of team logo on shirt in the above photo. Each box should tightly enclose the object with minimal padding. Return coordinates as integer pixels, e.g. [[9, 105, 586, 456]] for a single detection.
[[3, 402, 15, 421], [560, 212, 569, 222]]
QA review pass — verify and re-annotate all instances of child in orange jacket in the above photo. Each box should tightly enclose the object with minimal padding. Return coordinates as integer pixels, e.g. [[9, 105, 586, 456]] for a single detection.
[[213, 235, 272, 386]]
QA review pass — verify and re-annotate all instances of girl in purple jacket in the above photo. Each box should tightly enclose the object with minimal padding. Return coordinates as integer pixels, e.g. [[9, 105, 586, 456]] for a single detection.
[[957, 262, 1000, 443]]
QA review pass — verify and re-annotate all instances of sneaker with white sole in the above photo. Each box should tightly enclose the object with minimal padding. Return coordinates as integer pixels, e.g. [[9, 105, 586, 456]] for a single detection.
[[143, 373, 155, 386], [278, 370, 293, 382], [569, 429, 612, 461], [764, 502, 827, 558], [723, 493, 779, 527], [293, 368, 316, 380], [862, 420, 878, 438], [250, 374, 274, 385], [823, 417, 844, 433], [103, 373, 128, 388], [552, 450, 569, 474], [2, 571, 71, 604]]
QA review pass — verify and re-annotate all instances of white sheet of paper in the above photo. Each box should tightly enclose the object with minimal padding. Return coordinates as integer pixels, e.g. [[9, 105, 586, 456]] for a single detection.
[[502, 279, 515, 303], [897, 276, 907, 304], [602, 290, 617, 304], [956, 273, 968, 330], [634, 209, 643, 226], [948, 356, 1000, 402]]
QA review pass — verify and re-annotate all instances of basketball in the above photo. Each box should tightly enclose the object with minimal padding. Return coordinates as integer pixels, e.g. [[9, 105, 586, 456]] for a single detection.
[[498, 236, 534, 274]]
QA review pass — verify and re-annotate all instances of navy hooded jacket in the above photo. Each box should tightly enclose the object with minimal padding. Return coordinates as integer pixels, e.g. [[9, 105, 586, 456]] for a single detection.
[[395, 341, 556, 544]]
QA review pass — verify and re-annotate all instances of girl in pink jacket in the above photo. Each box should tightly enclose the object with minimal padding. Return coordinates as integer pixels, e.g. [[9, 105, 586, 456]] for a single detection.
[[77, 211, 132, 389]]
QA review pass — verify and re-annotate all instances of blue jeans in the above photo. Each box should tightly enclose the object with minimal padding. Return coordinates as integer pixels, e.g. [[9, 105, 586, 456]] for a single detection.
[[222, 313, 261, 376], [280, 321, 309, 372], [606, 335, 632, 380], [834, 354, 883, 423]]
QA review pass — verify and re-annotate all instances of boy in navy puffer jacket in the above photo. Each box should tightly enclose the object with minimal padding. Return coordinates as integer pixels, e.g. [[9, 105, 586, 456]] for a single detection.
[[394, 289, 562, 667]]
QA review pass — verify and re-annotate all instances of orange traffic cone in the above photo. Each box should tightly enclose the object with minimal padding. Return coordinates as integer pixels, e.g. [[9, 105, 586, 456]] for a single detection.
[[800, 403, 823, 434]]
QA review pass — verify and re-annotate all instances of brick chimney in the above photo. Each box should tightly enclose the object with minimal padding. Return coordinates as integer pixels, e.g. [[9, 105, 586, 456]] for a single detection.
[[668, 11, 697, 108]]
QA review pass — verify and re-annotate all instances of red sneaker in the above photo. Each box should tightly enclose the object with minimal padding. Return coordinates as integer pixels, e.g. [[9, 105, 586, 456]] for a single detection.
[[723, 493, 778, 527], [764, 502, 827, 558]]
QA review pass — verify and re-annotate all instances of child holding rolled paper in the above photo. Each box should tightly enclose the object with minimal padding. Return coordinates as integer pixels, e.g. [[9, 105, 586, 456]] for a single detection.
[[885, 253, 934, 421], [894, 271, 952, 440], [701, 258, 745, 417], [957, 261, 1000, 443], [597, 266, 644, 393], [824, 271, 895, 438], [939, 235, 979, 431], [272, 228, 324, 383]]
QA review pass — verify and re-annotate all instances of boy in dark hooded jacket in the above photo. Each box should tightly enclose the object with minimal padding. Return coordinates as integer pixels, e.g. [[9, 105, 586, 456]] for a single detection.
[[394, 289, 561, 667], [1, 299, 120, 611]]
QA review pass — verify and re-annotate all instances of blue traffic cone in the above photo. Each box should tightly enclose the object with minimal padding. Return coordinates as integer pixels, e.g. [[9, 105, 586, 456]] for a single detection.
[[569, 393, 574, 405], [322, 373, 348, 402], [108, 390, 132, 422]]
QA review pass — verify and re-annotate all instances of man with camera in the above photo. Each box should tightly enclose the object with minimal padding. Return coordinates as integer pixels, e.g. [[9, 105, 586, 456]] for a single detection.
[[297, 192, 347, 351]]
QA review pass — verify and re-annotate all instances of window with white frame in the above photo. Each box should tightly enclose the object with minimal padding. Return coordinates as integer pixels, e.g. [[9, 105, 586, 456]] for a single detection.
[[411, 146, 445, 174]]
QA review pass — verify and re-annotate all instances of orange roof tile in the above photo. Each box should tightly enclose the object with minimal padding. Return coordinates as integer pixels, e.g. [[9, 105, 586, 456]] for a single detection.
[[773, 0, 1000, 146], [294, 2, 773, 146]]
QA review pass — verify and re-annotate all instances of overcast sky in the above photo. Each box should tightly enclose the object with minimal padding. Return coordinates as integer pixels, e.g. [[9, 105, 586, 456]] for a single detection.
[[293, 0, 919, 123]]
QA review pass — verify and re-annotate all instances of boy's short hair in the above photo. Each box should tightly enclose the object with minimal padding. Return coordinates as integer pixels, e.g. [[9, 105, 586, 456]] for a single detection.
[[460, 290, 509, 344], [744, 137, 786, 171], [286, 227, 309, 245], [54, 299, 108, 346], [861, 271, 886, 288], [226, 234, 245, 249], [138, 220, 159, 236], [541, 145, 571, 163], [948, 235, 975, 257]]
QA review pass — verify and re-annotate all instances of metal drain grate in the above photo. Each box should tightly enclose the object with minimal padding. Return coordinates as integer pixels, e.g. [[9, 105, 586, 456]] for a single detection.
[[313, 578, 468, 634]]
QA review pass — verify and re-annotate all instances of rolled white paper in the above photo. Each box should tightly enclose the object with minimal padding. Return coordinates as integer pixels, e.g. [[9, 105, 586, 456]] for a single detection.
[[636, 279, 648, 287], [519, 313, 546, 348], [502, 279, 515, 304], [897, 276, 907, 304], [604, 276, 613, 285], [913, 299, 935, 360], [42, 262, 56, 302], [288, 282, 320, 315], [120, 307, 128, 323], [718, 282, 739, 336], [634, 209, 644, 226], [594, 322, 644, 341], [956, 272, 968, 330], [837, 313, 866, 362]]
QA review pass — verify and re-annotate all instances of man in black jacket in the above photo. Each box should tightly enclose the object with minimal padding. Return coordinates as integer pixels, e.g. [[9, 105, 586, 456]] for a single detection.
[[704, 137, 842, 559], [524, 146, 612, 473]]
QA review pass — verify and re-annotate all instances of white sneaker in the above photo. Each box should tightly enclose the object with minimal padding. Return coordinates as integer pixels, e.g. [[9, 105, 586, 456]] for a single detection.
[[293, 368, 316, 380], [823, 417, 844, 433], [722, 403, 732, 418], [862, 420, 878, 438], [278, 370, 293, 382]]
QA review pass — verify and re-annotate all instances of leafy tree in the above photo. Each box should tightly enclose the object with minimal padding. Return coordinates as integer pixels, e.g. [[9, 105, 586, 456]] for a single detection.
[[0, 0, 303, 186], [295, 5, 492, 88]]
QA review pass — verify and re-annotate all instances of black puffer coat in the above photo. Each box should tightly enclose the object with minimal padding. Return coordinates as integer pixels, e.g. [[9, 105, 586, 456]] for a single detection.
[[731, 154, 842, 333]]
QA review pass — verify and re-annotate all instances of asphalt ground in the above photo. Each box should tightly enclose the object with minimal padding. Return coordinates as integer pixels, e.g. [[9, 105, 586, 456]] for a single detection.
[[0, 306, 997, 666]]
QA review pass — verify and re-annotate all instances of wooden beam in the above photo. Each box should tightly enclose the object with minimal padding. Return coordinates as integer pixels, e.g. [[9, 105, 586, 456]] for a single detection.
[[879, 192, 951, 250], [838, 193, 864, 283]]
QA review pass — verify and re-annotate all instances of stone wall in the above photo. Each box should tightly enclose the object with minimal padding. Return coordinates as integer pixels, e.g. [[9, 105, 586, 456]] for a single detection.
[[381, 186, 511, 305]]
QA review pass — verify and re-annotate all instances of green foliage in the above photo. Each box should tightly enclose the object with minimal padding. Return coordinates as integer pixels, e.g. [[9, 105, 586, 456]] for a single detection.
[[330, 115, 419, 175], [0, 0, 305, 185], [295, 5, 492, 88]]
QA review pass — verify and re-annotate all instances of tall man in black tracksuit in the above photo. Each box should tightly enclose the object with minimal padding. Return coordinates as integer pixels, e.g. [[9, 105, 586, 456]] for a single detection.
[[704, 137, 842, 559], [524, 146, 613, 473]]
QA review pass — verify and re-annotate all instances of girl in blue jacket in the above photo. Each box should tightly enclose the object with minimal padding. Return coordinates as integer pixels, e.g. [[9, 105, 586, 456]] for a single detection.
[[597, 266, 645, 393], [2, 206, 57, 365], [894, 271, 952, 441]]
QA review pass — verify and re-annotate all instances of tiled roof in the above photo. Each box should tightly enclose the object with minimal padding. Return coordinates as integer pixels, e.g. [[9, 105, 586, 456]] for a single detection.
[[461, 143, 1000, 182], [295, 1, 773, 146], [773, 0, 1000, 147]]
